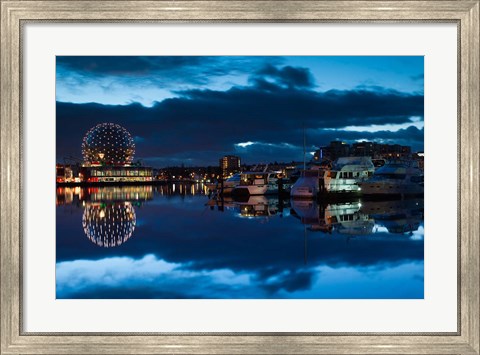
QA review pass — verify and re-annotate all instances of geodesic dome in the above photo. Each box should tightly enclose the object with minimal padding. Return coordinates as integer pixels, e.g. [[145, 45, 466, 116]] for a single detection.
[[82, 202, 136, 248], [82, 123, 135, 165]]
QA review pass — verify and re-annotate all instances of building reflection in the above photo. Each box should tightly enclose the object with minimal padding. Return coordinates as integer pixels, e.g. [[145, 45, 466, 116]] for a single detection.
[[56, 186, 150, 248], [82, 202, 136, 247], [56, 183, 213, 205], [56, 185, 154, 205], [153, 182, 209, 197]]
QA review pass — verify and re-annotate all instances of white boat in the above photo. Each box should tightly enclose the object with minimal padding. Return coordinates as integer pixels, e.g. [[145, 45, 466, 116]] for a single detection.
[[324, 157, 375, 193], [290, 157, 374, 198], [206, 173, 242, 194], [290, 169, 325, 199], [358, 160, 424, 195], [233, 172, 280, 196]]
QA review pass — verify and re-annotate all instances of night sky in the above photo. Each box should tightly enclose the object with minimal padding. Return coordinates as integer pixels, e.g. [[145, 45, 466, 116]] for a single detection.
[[56, 56, 424, 167]]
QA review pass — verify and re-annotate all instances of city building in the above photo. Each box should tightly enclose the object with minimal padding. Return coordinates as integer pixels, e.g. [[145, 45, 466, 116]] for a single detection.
[[313, 141, 350, 161], [314, 141, 413, 161], [219, 155, 241, 177], [370, 143, 411, 159], [412, 152, 425, 170], [352, 141, 375, 157]]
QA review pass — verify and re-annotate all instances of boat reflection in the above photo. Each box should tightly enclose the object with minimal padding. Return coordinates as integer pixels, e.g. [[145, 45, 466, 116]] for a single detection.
[[291, 200, 373, 235], [360, 199, 424, 234], [325, 203, 374, 235], [291, 198, 424, 236], [82, 201, 136, 247], [207, 195, 287, 218]]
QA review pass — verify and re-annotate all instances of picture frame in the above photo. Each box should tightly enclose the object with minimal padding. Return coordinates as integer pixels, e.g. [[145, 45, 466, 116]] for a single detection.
[[1, 1, 478, 354]]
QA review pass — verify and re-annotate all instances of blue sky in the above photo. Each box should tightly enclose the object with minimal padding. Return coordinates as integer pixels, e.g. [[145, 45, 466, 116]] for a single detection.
[[56, 56, 424, 167]]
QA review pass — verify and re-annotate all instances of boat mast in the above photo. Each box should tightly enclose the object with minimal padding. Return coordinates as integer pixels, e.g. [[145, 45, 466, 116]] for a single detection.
[[304, 224, 308, 265], [303, 123, 306, 171]]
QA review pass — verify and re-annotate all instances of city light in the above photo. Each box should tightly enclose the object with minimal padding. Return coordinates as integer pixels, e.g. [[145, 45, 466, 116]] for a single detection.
[[82, 123, 135, 166]]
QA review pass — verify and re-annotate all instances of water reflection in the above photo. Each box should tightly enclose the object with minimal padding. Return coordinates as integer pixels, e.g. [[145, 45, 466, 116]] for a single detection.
[[361, 199, 424, 235], [82, 202, 136, 247], [56, 185, 424, 298], [155, 182, 209, 196], [207, 195, 284, 218], [56, 182, 209, 207], [291, 198, 423, 236], [56, 185, 154, 206]]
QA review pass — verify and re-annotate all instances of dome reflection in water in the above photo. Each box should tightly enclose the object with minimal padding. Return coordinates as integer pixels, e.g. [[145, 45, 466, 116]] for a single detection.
[[82, 202, 136, 248]]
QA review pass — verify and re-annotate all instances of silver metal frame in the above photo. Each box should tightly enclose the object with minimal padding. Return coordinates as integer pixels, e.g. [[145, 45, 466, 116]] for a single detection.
[[1, 1, 478, 354]]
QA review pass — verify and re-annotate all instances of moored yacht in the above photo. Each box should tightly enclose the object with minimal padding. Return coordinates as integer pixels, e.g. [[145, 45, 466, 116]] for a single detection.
[[206, 173, 242, 195], [291, 156, 374, 198], [290, 169, 325, 199], [232, 171, 281, 196], [358, 160, 424, 196], [323, 156, 375, 193]]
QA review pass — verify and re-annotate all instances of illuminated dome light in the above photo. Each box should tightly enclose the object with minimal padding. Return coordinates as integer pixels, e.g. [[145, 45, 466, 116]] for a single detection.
[[82, 202, 136, 248], [82, 123, 135, 165]]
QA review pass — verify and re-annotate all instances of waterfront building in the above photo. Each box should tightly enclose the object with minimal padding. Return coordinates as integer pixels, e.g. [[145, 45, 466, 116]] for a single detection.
[[80, 166, 153, 183], [79, 123, 153, 183], [56, 164, 81, 183]]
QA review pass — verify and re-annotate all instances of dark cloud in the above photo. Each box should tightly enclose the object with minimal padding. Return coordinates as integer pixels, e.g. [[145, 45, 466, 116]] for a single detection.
[[262, 270, 314, 294], [253, 64, 315, 89], [56, 82, 424, 165], [410, 74, 424, 81], [57, 56, 286, 86], [57, 56, 207, 76]]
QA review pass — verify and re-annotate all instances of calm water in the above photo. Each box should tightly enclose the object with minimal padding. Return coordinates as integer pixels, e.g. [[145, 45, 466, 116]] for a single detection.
[[56, 184, 424, 299]]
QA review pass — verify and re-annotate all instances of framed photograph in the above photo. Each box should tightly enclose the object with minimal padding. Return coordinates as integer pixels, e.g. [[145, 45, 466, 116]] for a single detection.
[[1, 1, 478, 354]]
